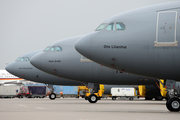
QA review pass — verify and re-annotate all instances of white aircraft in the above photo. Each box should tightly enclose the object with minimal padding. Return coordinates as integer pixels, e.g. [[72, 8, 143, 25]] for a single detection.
[[0, 70, 24, 85]]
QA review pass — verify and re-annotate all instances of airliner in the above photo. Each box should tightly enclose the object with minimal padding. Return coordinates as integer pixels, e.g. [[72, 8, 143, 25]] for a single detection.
[[0, 70, 24, 85], [75, 2, 180, 111]]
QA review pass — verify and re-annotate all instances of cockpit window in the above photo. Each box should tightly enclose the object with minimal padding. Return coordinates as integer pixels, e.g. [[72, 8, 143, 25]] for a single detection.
[[24, 57, 30, 61], [106, 23, 115, 31], [56, 46, 62, 51], [16, 57, 21, 61], [50, 46, 55, 51], [116, 22, 125, 30], [43, 46, 51, 52], [20, 57, 24, 61], [95, 23, 108, 31], [15, 57, 30, 62]]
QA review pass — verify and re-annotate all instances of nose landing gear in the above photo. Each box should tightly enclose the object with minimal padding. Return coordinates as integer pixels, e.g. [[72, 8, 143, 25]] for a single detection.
[[49, 93, 56, 100], [47, 84, 56, 100], [163, 80, 180, 112], [166, 98, 180, 112]]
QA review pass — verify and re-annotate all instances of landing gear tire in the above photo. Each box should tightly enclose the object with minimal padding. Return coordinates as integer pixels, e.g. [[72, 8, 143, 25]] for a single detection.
[[112, 96, 116, 100], [166, 98, 180, 112], [145, 97, 153, 100], [155, 96, 163, 101], [49, 93, 56, 100], [88, 94, 98, 103]]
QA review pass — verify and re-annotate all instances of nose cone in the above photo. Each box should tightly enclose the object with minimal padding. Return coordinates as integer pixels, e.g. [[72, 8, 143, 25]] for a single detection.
[[75, 33, 92, 59], [5, 62, 15, 74], [30, 53, 41, 70]]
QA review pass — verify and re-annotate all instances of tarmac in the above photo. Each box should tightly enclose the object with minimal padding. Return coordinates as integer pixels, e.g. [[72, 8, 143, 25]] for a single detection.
[[0, 98, 179, 120]]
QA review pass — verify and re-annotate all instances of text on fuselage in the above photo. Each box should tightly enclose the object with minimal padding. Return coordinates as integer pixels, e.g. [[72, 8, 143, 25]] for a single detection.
[[48, 60, 61, 62], [104, 45, 127, 49]]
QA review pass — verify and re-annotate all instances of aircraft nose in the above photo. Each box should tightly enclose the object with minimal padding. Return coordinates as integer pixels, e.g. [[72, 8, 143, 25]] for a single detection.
[[75, 33, 92, 59], [5, 62, 15, 74], [30, 53, 41, 70]]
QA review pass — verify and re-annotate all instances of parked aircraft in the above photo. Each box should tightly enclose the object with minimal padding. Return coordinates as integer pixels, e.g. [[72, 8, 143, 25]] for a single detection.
[[5, 50, 83, 100], [6, 49, 164, 102], [75, 2, 180, 111], [0, 70, 24, 85]]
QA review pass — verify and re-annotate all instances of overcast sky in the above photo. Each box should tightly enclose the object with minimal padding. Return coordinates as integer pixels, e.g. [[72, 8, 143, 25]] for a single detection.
[[0, 0, 179, 69]]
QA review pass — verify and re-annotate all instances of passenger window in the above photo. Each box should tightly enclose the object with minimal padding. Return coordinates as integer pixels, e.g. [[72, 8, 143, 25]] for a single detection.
[[50, 46, 55, 51], [116, 22, 125, 30], [56, 46, 62, 51], [43, 46, 51, 52], [16, 57, 21, 61], [106, 23, 115, 31], [20, 57, 24, 61], [95, 23, 108, 31], [24, 57, 30, 61]]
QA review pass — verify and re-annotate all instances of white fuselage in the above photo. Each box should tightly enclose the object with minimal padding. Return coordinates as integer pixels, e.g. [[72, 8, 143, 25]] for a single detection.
[[0, 70, 23, 84]]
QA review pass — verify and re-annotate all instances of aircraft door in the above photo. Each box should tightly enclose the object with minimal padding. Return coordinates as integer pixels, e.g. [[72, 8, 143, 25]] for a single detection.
[[155, 11, 178, 46]]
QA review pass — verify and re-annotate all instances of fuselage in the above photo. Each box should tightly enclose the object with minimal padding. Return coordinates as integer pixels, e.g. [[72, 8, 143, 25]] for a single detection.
[[6, 50, 83, 86], [0, 70, 24, 84], [30, 36, 158, 85], [75, 2, 180, 81]]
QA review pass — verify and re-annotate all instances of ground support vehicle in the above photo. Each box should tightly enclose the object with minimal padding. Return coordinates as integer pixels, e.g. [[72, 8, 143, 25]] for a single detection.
[[0, 85, 21, 98], [111, 88, 136, 101]]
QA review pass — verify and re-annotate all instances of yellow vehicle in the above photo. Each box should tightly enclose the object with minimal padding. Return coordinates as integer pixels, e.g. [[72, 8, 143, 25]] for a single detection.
[[77, 86, 88, 98], [84, 84, 104, 103], [77, 84, 106, 103], [138, 79, 167, 100]]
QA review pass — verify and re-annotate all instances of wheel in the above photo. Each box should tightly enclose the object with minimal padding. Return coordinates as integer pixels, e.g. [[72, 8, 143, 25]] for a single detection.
[[145, 97, 153, 100], [49, 93, 56, 100], [166, 98, 180, 112], [129, 97, 133, 101], [88, 94, 98, 103], [112, 96, 116, 100], [155, 96, 163, 101]]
